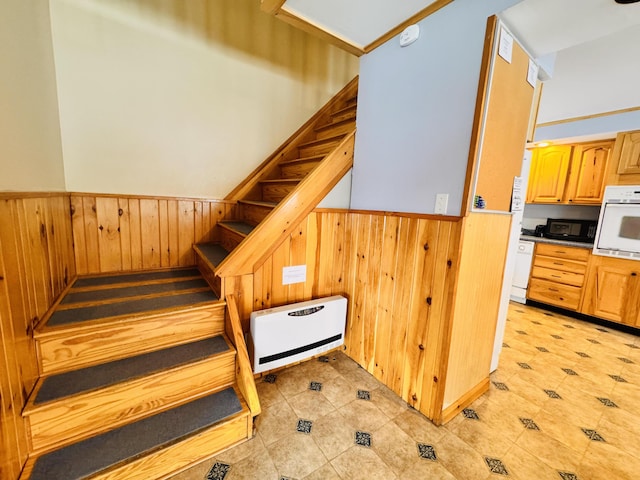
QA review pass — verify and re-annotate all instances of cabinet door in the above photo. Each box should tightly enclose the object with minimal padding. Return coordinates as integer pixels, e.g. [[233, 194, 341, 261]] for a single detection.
[[616, 131, 640, 175], [527, 146, 572, 203], [565, 142, 612, 204], [583, 257, 640, 325]]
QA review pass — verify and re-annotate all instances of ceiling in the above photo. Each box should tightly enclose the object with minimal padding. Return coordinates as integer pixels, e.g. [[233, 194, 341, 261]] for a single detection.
[[277, 0, 640, 58]]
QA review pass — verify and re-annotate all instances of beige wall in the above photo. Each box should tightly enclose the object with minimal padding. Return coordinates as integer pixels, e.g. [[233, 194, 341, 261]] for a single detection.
[[0, 0, 66, 192], [50, 0, 358, 198]]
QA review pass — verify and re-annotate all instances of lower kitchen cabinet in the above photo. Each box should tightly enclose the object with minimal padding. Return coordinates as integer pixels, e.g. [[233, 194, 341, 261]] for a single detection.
[[582, 256, 640, 327]]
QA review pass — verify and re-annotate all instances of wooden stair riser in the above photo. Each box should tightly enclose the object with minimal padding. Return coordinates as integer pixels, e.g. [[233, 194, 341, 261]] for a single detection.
[[261, 181, 298, 203], [280, 159, 322, 179], [25, 352, 237, 455], [195, 255, 222, 298], [298, 139, 342, 158], [36, 303, 226, 375], [331, 105, 357, 123], [20, 403, 251, 480], [315, 119, 356, 140], [345, 96, 357, 107], [238, 202, 274, 226], [220, 227, 246, 252]]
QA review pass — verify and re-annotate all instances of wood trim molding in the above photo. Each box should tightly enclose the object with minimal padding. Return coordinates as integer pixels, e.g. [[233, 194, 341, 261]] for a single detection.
[[439, 377, 490, 425], [0, 191, 69, 199], [260, 0, 286, 15], [217, 132, 355, 277], [69, 192, 235, 204], [364, 0, 454, 53], [536, 105, 640, 128], [313, 208, 463, 222]]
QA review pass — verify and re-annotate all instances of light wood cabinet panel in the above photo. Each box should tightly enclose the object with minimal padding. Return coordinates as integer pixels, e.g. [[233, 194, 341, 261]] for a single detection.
[[616, 130, 640, 175], [526, 146, 572, 203], [528, 277, 582, 310], [535, 243, 590, 262], [565, 141, 612, 204], [582, 256, 640, 326]]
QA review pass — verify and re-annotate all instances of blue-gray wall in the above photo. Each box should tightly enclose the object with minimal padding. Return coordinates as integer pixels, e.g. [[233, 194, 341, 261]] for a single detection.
[[351, 0, 522, 215]]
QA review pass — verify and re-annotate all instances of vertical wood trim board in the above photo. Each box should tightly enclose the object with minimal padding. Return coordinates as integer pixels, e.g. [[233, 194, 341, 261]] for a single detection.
[[70, 194, 235, 275], [0, 193, 75, 478]]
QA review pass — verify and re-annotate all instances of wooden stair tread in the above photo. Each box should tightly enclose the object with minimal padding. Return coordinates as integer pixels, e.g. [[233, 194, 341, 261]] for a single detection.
[[279, 155, 324, 166], [30, 336, 232, 407], [218, 221, 256, 236], [258, 178, 300, 184], [72, 267, 200, 289], [194, 243, 231, 268], [314, 117, 356, 132], [26, 387, 244, 480], [44, 290, 219, 328], [297, 134, 344, 148], [331, 104, 357, 116], [237, 200, 277, 208]]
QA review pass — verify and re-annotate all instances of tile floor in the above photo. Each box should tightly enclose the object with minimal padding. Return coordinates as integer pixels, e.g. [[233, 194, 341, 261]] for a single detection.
[[168, 303, 640, 480]]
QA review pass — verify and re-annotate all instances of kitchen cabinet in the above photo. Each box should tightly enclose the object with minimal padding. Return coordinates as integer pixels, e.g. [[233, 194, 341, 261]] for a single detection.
[[615, 130, 640, 175], [527, 141, 612, 205], [582, 256, 640, 327], [527, 243, 590, 311]]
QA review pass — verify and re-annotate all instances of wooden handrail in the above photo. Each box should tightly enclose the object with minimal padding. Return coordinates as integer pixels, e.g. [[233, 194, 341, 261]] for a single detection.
[[225, 294, 261, 417], [217, 131, 355, 277], [225, 76, 358, 202]]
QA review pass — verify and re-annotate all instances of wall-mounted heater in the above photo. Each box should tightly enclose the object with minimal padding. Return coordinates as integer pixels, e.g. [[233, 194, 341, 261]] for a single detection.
[[250, 295, 347, 374]]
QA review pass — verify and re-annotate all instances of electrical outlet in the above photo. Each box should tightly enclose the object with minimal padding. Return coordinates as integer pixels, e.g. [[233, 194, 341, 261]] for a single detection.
[[435, 194, 448, 214]]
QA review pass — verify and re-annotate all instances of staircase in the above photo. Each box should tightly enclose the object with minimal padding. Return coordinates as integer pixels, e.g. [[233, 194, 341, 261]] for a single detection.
[[20, 268, 256, 480], [194, 77, 358, 293]]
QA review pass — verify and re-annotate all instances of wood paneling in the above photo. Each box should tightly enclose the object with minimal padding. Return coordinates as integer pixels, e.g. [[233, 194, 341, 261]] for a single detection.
[[0, 193, 75, 478], [71, 194, 235, 275]]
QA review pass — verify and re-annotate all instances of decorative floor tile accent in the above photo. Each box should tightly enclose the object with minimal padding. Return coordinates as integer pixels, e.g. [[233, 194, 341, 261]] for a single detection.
[[587, 339, 601, 344], [484, 457, 509, 475], [563, 324, 575, 329], [581, 428, 605, 442], [536, 346, 549, 352], [296, 419, 313, 434], [609, 375, 627, 383], [263, 374, 277, 384], [355, 431, 372, 448], [562, 368, 578, 376], [492, 381, 510, 391], [462, 408, 480, 420], [595, 327, 609, 333], [503, 343, 510, 348], [558, 472, 580, 480], [597, 397, 618, 408], [626, 343, 640, 349], [318, 355, 330, 363], [551, 334, 563, 339], [544, 389, 562, 399], [356, 390, 371, 401], [618, 357, 634, 364], [309, 381, 323, 392], [280, 477, 296, 480], [519, 418, 540, 430], [516, 330, 528, 335], [576, 352, 591, 358], [206, 462, 231, 480], [518, 362, 532, 369], [417, 443, 437, 461]]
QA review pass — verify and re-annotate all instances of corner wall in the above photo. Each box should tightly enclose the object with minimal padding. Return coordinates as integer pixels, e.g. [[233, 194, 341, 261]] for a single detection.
[[0, 0, 66, 192]]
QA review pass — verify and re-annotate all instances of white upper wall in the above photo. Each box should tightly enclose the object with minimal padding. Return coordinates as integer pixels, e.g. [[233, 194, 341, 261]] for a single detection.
[[350, 0, 522, 216], [50, 0, 358, 198], [0, 0, 65, 192]]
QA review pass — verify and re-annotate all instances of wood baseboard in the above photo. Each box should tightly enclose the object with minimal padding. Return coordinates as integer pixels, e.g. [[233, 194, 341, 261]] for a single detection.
[[439, 377, 490, 425]]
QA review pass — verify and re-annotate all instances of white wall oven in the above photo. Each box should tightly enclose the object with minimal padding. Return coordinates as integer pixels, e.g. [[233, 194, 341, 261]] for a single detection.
[[593, 186, 640, 260]]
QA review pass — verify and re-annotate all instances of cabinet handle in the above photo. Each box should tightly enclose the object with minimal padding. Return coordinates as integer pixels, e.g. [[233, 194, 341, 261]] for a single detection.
[[549, 288, 559, 292], [553, 262, 564, 266], [554, 251, 566, 254], [632, 272, 638, 277]]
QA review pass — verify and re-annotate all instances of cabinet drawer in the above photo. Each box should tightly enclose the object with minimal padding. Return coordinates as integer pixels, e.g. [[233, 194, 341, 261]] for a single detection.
[[528, 278, 582, 310], [535, 243, 590, 262], [531, 266, 585, 287], [533, 255, 587, 275]]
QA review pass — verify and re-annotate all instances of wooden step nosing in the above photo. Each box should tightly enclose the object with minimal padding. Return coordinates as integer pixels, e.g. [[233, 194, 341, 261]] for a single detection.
[[69, 275, 202, 293], [278, 155, 325, 166], [314, 118, 356, 132], [218, 222, 254, 237], [297, 135, 344, 149], [237, 200, 278, 208], [258, 179, 301, 184]]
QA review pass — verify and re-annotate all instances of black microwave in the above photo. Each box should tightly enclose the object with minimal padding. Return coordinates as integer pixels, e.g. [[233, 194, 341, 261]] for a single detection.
[[544, 218, 597, 243]]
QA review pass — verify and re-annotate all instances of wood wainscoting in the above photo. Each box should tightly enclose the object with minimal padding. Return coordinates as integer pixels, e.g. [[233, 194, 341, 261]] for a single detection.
[[70, 193, 236, 275], [0, 193, 76, 479]]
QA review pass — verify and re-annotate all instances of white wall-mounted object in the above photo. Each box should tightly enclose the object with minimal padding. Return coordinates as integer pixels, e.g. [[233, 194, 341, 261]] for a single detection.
[[399, 24, 420, 47], [434, 193, 449, 214], [250, 296, 347, 373], [282, 265, 307, 285]]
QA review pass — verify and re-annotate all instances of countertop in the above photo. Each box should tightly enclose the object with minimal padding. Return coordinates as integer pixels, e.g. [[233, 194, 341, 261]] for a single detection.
[[520, 234, 594, 249]]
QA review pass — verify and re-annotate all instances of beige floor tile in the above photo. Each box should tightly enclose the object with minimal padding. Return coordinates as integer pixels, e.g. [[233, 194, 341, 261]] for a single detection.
[[516, 428, 581, 472], [288, 388, 337, 420], [501, 444, 574, 480], [225, 447, 279, 480], [274, 367, 313, 398], [446, 414, 516, 458], [216, 435, 267, 464], [266, 434, 327, 479], [368, 384, 409, 419], [577, 440, 640, 480], [321, 373, 361, 409], [397, 457, 458, 480], [331, 445, 397, 480], [529, 408, 592, 456], [303, 463, 341, 480], [393, 407, 447, 443], [370, 420, 421, 473], [338, 397, 390, 433], [256, 400, 299, 446], [433, 432, 495, 480], [255, 378, 285, 408], [310, 410, 355, 460], [340, 365, 385, 391]]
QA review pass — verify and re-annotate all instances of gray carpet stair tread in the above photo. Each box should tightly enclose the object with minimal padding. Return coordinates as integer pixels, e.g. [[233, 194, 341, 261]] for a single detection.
[[73, 268, 200, 288], [29, 388, 242, 480], [195, 243, 230, 266], [35, 336, 230, 405], [219, 221, 255, 235], [47, 291, 218, 327], [62, 278, 209, 304]]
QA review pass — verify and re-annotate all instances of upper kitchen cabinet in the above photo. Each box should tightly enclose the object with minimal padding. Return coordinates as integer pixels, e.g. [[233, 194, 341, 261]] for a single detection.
[[608, 130, 640, 185], [526, 145, 572, 203], [527, 141, 612, 205]]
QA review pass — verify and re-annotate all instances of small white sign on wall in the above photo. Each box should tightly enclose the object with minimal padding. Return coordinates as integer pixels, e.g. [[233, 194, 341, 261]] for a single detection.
[[498, 27, 513, 64], [282, 265, 307, 285]]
